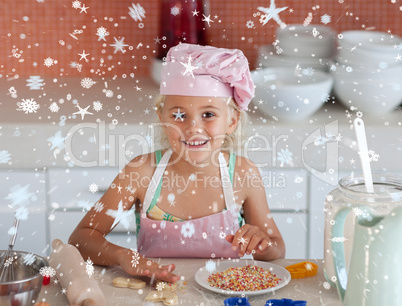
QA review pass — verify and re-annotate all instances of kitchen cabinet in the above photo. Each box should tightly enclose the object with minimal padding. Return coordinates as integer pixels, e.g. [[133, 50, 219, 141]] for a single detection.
[[0, 170, 47, 256], [259, 168, 308, 259]]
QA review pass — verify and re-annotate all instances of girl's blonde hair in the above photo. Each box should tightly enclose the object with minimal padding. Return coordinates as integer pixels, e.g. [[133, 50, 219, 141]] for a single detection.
[[153, 95, 249, 154]]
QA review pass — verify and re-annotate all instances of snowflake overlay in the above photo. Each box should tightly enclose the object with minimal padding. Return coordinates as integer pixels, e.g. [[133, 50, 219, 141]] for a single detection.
[[17, 98, 40, 114], [131, 250, 140, 267]]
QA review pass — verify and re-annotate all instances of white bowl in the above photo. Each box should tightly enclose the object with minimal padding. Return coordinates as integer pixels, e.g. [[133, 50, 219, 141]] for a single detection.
[[256, 45, 333, 72], [336, 31, 402, 69], [251, 67, 334, 121], [276, 24, 336, 58], [339, 30, 402, 53], [331, 64, 402, 115]]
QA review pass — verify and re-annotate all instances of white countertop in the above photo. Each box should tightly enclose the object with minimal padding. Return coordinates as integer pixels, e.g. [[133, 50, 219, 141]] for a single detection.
[[37, 258, 342, 306], [0, 77, 401, 172]]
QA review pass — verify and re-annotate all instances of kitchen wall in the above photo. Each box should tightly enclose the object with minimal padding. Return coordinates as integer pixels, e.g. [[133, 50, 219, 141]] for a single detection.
[[1, 0, 401, 78]]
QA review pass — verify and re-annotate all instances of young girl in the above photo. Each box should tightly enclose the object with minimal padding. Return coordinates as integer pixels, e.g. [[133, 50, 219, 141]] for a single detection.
[[69, 43, 285, 283]]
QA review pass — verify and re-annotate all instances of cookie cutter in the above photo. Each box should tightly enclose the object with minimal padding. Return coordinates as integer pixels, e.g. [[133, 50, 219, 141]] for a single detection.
[[224, 297, 251, 306], [285, 261, 318, 279], [265, 298, 307, 306]]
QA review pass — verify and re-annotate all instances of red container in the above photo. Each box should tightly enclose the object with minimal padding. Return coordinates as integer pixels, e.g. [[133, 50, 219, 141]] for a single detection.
[[157, 0, 209, 59]]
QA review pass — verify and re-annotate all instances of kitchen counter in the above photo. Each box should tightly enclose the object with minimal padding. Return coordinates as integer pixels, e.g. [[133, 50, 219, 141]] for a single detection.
[[37, 258, 341, 306]]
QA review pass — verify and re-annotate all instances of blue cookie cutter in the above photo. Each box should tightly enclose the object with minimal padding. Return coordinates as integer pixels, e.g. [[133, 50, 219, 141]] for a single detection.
[[224, 297, 251, 306], [265, 298, 307, 306]]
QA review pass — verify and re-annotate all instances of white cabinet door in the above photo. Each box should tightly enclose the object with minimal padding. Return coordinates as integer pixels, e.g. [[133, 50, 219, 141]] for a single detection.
[[0, 170, 47, 255], [260, 168, 308, 210], [309, 172, 348, 259], [271, 212, 307, 259], [258, 168, 308, 259], [49, 211, 137, 250]]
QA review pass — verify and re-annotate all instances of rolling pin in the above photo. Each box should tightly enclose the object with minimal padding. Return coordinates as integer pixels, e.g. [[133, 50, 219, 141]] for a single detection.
[[49, 239, 106, 306]]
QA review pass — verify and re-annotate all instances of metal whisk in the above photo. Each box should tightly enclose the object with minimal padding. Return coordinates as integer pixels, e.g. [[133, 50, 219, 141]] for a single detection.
[[0, 217, 20, 282]]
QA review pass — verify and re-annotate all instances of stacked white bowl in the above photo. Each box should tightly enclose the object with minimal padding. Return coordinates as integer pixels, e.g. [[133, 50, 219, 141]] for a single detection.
[[256, 24, 336, 72], [331, 30, 402, 115]]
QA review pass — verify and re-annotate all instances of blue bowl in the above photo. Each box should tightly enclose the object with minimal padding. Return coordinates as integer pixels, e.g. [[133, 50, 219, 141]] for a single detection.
[[224, 297, 251, 306], [266, 298, 307, 306]]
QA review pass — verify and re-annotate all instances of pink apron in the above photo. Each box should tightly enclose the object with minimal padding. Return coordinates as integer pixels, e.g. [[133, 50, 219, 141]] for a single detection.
[[137, 149, 240, 258]]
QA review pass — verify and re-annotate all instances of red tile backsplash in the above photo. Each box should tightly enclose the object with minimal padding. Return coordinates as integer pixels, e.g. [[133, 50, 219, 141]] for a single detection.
[[1, 0, 400, 77]]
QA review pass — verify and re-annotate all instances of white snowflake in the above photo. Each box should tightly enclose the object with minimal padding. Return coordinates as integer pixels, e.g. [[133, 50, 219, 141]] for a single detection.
[[88, 183, 98, 193], [73, 104, 93, 120], [81, 78, 96, 89], [40, 266, 56, 277], [106, 200, 134, 230], [321, 14, 331, 24], [277, 148, 293, 167], [86, 258, 94, 277], [352, 207, 363, 217], [257, 0, 288, 27], [93, 101, 103, 111], [205, 259, 216, 273], [93, 201, 104, 212], [8, 86, 17, 98], [181, 222, 195, 238], [131, 250, 140, 267], [303, 12, 313, 26], [367, 150, 380, 162], [246, 20, 254, 28], [44, 57, 56, 67], [77, 200, 93, 211], [330, 237, 347, 242], [238, 237, 248, 245], [202, 232, 207, 239], [321, 93, 331, 102], [3, 257, 14, 267], [219, 232, 226, 239], [302, 67, 315, 76], [0, 150, 11, 164], [5, 184, 34, 208], [49, 102, 60, 113], [167, 193, 176, 207], [26, 76, 44, 90], [323, 281, 331, 289], [109, 37, 129, 54], [15, 206, 29, 220], [104, 89, 114, 98], [17, 98, 40, 114], [181, 56, 199, 78], [128, 3, 146, 22], [96, 26, 109, 41], [294, 176, 303, 183], [72, 0, 81, 9], [47, 130, 66, 151], [23, 253, 36, 266], [156, 282, 166, 291], [171, 5, 181, 16], [173, 108, 186, 121]]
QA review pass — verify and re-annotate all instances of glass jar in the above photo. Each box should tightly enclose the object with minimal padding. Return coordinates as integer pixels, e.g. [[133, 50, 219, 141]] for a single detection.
[[323, 173, 402, 288]]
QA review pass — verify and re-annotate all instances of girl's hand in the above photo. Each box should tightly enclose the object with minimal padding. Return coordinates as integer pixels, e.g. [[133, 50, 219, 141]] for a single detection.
[[117, 249, 180, 283], [225, 224, 272, 258]]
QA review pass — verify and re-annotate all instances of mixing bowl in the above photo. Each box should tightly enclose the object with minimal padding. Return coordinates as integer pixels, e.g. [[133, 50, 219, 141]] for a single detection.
[[0, 251, 48, 306], [252, 67, 334, 121], [331, 63, 402, 115]]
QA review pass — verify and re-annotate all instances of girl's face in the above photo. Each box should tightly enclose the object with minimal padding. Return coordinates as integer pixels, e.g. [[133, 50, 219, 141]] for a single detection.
[[158, 95, 238, 166]]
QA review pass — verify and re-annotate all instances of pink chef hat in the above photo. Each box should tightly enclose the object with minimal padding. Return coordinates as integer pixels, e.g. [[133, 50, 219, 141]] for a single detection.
[[159, 43, 254, 110]]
